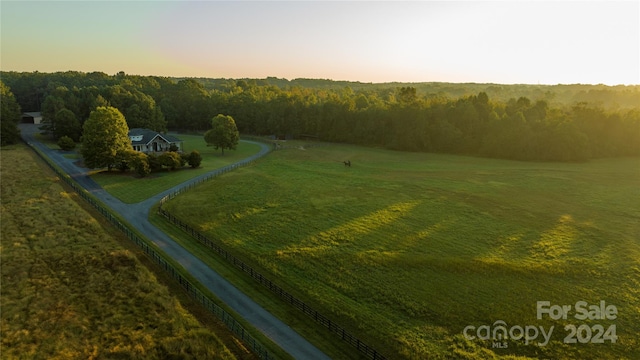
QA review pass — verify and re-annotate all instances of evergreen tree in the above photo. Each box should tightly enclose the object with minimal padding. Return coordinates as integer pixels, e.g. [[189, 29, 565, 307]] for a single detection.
[[187, 150, 202, 168]]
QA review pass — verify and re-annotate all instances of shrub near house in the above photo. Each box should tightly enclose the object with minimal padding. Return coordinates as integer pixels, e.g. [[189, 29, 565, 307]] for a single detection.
[[158, 152, 182, 171], [187, 150, 202, 168], [57, 135, 76, 150]]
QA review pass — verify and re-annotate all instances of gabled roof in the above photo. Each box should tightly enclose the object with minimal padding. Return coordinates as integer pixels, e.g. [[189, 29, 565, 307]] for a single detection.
[[128, 128, 182, 145]]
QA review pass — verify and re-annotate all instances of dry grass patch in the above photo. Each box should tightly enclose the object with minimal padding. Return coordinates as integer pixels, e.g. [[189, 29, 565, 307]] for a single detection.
[[0, 144, 251, 359]]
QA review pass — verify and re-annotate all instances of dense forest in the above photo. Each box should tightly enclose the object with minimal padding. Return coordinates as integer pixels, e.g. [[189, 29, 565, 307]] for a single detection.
[[2, 71, 639, 161]]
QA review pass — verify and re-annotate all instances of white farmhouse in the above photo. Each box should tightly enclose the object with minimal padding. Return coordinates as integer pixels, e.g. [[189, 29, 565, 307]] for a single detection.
[[128, 128, 183, 153]]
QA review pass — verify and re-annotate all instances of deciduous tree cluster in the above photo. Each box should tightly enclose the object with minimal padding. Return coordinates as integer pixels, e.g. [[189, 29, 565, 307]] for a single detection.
[[1, 80, 22, 146], [3, 71, 639, 161]]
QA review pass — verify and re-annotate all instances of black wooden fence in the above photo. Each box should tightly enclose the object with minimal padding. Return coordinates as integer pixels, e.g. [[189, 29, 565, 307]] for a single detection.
[[26, 142, 275, 360]]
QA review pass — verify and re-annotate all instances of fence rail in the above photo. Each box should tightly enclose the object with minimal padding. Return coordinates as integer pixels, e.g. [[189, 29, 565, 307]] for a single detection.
[[26, 142, 275, 360], [157, 142, 387, 360]]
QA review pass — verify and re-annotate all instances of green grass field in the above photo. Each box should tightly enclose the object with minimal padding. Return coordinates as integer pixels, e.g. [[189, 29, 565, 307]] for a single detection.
[[91, 135, 263, 203], [0, 144, 252, 359], [161, 144, 640, 359]]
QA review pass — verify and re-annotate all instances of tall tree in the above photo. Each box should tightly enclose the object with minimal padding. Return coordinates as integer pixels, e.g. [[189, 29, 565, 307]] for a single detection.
[[81, 106, 131, 170], [398, 86, 418, 104], [40, 94, 66, 135], [160, 79, 212, 130], [0, 81, 22, 146], [53, 108, 81, 141], [104, 85, 167, 132], [204, 114, 239, 155]]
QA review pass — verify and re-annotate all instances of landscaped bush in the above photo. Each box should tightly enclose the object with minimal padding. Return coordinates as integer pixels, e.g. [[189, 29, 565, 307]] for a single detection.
[[130, 152, 151, 177], [147, 153, 163, 171], [116, 160, 130, 172], [178, 152, 188, 167], [115, 149, 138, 172], [188, 150, 202, 168], [57, 135, 76, 150], [158, 151, 182, 171]]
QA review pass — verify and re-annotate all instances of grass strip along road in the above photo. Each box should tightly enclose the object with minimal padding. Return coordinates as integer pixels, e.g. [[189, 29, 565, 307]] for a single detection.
[[19, 124, 331, 360]]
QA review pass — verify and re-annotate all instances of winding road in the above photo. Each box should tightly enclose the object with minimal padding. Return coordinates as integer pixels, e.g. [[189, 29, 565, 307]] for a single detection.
[[20, 124, 330, 360]]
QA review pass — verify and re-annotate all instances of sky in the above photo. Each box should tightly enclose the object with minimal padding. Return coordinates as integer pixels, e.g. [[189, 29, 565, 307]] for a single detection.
[[1, 1, 639, 85]]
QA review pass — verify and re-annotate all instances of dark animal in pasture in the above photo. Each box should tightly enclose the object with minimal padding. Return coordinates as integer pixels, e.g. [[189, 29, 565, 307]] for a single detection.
[[343, 160, 351, 167]]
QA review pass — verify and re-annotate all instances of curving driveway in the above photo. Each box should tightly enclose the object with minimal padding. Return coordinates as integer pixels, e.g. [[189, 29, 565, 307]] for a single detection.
[[20, 124, 330, 360]]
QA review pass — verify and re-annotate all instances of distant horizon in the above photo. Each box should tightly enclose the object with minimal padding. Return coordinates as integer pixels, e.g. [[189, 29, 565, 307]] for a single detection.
[[2, 1, 638, 86], [4, 68, 637, 88]]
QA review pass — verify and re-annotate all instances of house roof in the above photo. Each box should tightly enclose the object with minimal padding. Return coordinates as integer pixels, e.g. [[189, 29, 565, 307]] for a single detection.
[[128, 128, 182, 145], [22, 112, 42, 118]]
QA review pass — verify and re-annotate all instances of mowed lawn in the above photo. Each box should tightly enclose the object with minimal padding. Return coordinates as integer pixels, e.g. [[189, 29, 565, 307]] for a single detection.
[[91, 135, 263, 203], [0, 145, 247, 359], [162, 144, 640, 359]]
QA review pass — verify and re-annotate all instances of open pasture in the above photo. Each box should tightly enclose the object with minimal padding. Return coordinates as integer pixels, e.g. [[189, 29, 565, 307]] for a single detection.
[[0, 145, 247, 359], [92, 135, 262, 203], [162, 144, 640, 359]]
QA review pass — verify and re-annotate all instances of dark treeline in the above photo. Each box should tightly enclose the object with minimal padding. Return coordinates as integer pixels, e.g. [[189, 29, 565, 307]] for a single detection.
[[3, 71, 639, 161]]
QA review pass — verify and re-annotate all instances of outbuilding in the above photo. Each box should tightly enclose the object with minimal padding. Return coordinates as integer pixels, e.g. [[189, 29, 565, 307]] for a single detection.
[[21, 112, 43, 124]]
